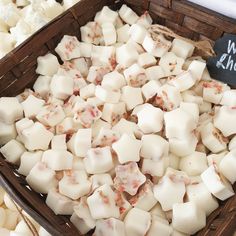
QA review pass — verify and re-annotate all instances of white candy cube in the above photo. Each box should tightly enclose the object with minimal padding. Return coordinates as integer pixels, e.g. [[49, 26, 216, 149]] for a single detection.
[[129, 23, 147, 44], [112, 133, 142, 164], [90, 173, 113, 191], [141, 158, 165, 177], [101, 71, 126, 90], [55, 35, 81, 61], [119, 5, 139, 25], [0, 121, 17, 145], [84, 146, 114, 174], [0, 139, 25, 164], [102, 22, 117, 46], [172, 202, 206, 235], [33, 75, 52, 98], [121, 86, 143, 111], [26, 162, 57, 194], [180, 102, 199, 123], [95, 6, 118, 25], [141, 134, 169, 160], [188, 60, 206, 81], [142, 34, 171, 58], [142, 80, 161, 101], [146, 66, 165, 80], [0, 97, 23, 124], [95, 85, 121, 103], [201, 165, 234, 200], [51, 134, 67, 150], [117, 24, 130, 43], [87, 66, 110, 85], [18, 151, 43, 176], [36, 53, 59, 76], [171, 38, 194, 59], [220, 89, 236, 107], [80, 22, 102, 45], [219, 150, 236, 184], [87, 184, 120, 219], [138, 52, 157, 68], [59, 170, 91, 200], [42, 149, 73, 171], [124, 208, 151, 236]]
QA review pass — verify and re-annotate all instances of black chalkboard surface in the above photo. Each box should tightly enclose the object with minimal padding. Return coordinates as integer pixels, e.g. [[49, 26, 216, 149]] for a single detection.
[[207, 33, 236, 86]]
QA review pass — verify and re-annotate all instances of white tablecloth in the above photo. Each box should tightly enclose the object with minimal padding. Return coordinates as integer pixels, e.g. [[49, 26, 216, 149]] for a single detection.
[[188, 0, 236, 19]]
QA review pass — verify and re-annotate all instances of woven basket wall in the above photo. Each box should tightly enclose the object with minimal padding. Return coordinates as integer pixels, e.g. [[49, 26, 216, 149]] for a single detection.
[[0, 0, 235, 236]]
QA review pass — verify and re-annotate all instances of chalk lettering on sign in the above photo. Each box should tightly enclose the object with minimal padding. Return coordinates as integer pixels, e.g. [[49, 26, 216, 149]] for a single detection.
[[227, 40, 236, 54]]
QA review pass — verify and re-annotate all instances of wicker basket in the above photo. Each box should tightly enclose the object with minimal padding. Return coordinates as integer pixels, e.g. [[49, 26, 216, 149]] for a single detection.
[[0, 0, 235, 235]]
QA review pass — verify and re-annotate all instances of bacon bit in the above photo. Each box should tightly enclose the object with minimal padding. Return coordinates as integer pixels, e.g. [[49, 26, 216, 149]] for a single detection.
[[117, 185, 125, 193], [73, 90, 80, 96], [203, 81, 223, 93], [132, 179, 140, 189], [99, 191, 110, 204], [231, 106, 236, 109], [65, 133, 73, 142], [119, 207, 126, 214]]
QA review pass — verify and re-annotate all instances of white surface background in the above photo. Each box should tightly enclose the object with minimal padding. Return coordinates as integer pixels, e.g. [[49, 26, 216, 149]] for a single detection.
[[188, 0, 236, 19]]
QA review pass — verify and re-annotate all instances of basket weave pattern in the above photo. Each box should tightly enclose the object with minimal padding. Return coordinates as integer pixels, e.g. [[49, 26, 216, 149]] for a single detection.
[[0, 0, 235, 236]]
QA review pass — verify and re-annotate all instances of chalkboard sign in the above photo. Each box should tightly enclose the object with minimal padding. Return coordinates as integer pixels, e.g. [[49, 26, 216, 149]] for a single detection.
[[207, 33, 236, 86]]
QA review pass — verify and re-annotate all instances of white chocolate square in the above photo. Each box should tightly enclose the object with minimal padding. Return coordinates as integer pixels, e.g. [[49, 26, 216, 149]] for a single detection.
[[179, 151, 208, 176], [51, 134, 67, 150], [141, 134, 169, 160], [112, 133, 142, 164], [21, 95, 45, 118], [220, 89, 236, 107], [119, 5, 139, 25], [219, 150, 236, 184], [146, 65, 165, 80], [102, 22, 117, 46], [55, 35, 81, 61], [201, 165, 234, 200], [84, 146, 114, 174], [56, 117, 81, 135], [186, 182, 219, 216], [94, 218, 126, 236], [26, 162, 57, 194], [46, 188, 76, 215], [15, 118, 34, 138], [137, 105, 163, 133], [59, 170, 91, 200], [124, 63, 147, 87], [180, 102, 199, 123], [95, 86, 121, 103], [42, 149, 73, 171], [121, 86, 143, 111], [142, 33, 171, 58], [33, 75, 52, 98], [18, 151, 43, 176], [80, 83, 96, 100], [0, 97, 23, 124], [0, 139, 25, 164], [117, 24, 130, 43], [124, 208, 151, 236], [87, 66, 110, 85], [214, 106, 236, 137], [141, 158, 165, 177], [188, 60, 206, 81], [172, 202, 206, 235], [0, 121, 17, 145], [81, 22, 102, 45], [114, 162, 146, 195], [116, 44, 139, 67], [138, 52, 157, 69], [87, 184, 120, 219], [91, 119, 111, 138], [182, 90, 203, 105], [101, 71, 126, 90], [171, 38, 195, 59], [0, 3, 20, 27], [159, 52, 184, 76], [129, 23, 147, 44], [90, 173, 113, 191], [136, 11, 153, 28], [95, 6, 118, 25], [36, 53, 59, 76], [102, 102, 126, 124]]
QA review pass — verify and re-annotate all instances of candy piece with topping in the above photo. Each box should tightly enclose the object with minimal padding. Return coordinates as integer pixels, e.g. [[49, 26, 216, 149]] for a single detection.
[[117, 24, 130, 43], [56, 117, 81, 135], [33, 75, 52, 98], [46, 188, 76, 215], [119, 5, 139, 25], [188, 60, 206, 81], [124, 63, 147, 87], [121, 86, 143, 111], [84, 146, 114, 174], [102, 102, 126, 125], [81, 22, 102, 45], [129, 23, 147, 44], [171, 38, 195, 59], [91, 119, 111, 138], [87, 66, 110, 85], [51, 134, 67, 150], [129, 180, 157, 211], [90, 174, 113, 191], [102, 23, 117, 46], [142, 33, 171, 58], [146, 65, 165, 80], [186, 182, 219, 216], [36, 53, 60, 76], [114, 162, 146, 195], [138, 52, 157, 69], [79, 42, 93, 58], [70, 197, 96, 235], [207, 151, 227, 169], [55, 35, 81, 61], [180, 102, 199, 123], [201, 165, 234, 200], [36, 104, 65, 127], [26, 162, 58, 194], [124, 208, 151, 236], [80, 83, 96, 100], [87, 184, 120, 219], [21, 122, 53, 151], [141, 158, 165, 177], [136, 11, 153, 28], [114, 191, 131, 220], [95, 86, 121, 103], [92, 128, 120, 148], [73, 102, 102, 128], [95, 6, 118, 25], [94, 218, 126, 236], [220, 89, 236, 107], [214, 106, 236, 137], [101, 71, 126, 90], [0, 97, 23, 124], [201, 122, 228, 153], [0, 121, 17, 146], [42, 149, 73, 171], [59, 170, 91, 200], [219, 150, 236, 184], [112, 133, 142, 164], [172, 202, 206, 235]]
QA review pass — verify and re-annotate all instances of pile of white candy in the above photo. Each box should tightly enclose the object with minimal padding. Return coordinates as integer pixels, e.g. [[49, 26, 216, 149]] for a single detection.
[[0, 4, 236, 236], [0, 0, 80, 59], [0, 186, 51, 236]]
